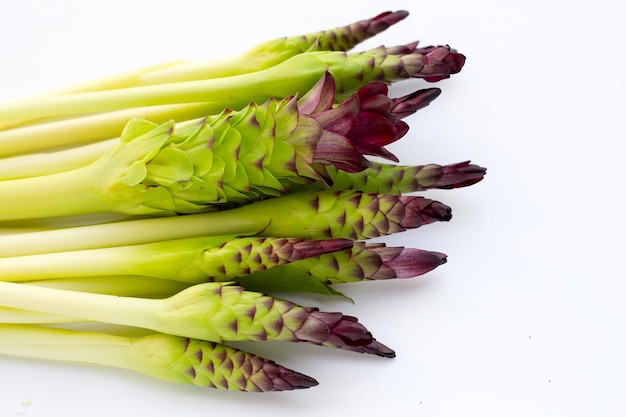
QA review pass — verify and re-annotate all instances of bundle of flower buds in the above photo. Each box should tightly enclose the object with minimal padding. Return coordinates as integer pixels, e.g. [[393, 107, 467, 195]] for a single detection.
[[0, 11, 484, 392]]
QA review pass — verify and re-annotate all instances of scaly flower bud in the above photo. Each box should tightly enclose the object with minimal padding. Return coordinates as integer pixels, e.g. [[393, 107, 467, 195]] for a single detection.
[[292, 161, 487, 195], [132, 333, 320, 391], [0, 235, 353, 284], [251, 10, 410, 64], [241, 242, 447, 289], [257, 190, 452, 240]]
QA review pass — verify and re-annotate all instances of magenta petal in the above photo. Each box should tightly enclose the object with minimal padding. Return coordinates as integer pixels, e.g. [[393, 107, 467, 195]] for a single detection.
[[312, 94, 359, 135], [357, 81, 389, 101], [348, 112, 399, 144], [360, 94, 392, 114], [360, 146, 399, 163], [433, 161, 487, 189], [313, 130, 371, 173], [298, 72, 336, 115]]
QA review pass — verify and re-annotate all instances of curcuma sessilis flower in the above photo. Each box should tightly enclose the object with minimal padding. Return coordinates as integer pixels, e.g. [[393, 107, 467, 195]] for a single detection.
[[0, 281, 394, 357], [0, 236, 354, 284], [0, 325, 319, 391], [236, 10, 412, 75], [130, 73, 445, 211], [0, 72, 444, 220], [240, 242, 448, 291], [296, 160, 487, 195]]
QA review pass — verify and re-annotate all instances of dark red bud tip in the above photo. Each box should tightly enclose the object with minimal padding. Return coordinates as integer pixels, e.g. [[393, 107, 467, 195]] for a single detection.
[[363, 340, 396, 358], [374, 10, 410, 26], [274, 367, 319, 390], [393, 249, 448, 278], [437, 161, 487, 189], [421, 201, 453, 223], [401, 197, 453, 228], [446, 52, 466, 74], [390, 88, 442, 119], [417, 46, 466, 82], [364, 11, 410, 36]]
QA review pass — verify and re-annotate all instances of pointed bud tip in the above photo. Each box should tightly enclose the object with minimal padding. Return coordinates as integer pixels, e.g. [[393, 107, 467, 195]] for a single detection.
[[416, 46, 466, 82], [425, 201, 453, 222], [401, 197, 453, 228], [390, 88, 442, 119], [392, 249, 448, 278], [440, 161, 487, 188], [362, 340, 396, 358], [369, 10, 409, 28], [276, 368, 319, 390]]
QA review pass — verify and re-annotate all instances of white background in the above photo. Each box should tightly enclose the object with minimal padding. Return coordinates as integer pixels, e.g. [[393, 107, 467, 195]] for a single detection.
[[1, 0, 625, 415]]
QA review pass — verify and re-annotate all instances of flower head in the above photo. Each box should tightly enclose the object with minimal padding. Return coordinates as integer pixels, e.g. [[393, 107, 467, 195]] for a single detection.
[[298, 73, 442, 180]]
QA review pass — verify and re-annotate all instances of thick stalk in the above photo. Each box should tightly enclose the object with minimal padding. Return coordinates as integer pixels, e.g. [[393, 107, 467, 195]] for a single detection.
[[0, 139, 114, 180], [27, 276, 191, 297], [0, 281, 157, 331], [0, 163, 112, 219], [0, 102, 214, 157], [0, 307, 82, 324]]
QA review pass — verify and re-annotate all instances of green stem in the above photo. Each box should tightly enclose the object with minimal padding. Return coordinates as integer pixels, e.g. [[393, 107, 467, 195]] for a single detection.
[[0, 276, 191, 324], [0, 307, 82, 324], [0, 324, 136, 368], [0, 281, 157, 331], [0, 163, 112, 220], [0, 102, 215, 157], [0, 207, 266, 257], [0, 140, 113, 180], [28, 276, 191, 297]]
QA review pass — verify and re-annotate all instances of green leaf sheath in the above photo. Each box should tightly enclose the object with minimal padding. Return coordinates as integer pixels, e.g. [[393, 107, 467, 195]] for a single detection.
[[0, 282, 394, 357], [0, 324, 318, 391], [0, 103, 216, 158], [0, 235, 353, 284]]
